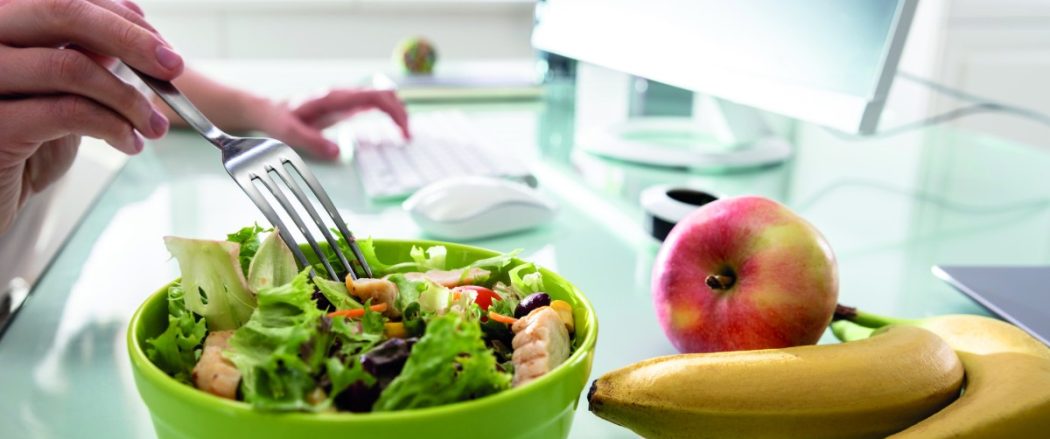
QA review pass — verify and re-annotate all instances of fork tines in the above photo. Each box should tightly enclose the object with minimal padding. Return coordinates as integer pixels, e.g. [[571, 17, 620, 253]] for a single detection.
[[230, 143, 372, 281]]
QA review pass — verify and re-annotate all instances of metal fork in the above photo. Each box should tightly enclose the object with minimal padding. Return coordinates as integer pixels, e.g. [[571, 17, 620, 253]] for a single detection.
[[130, 68, 371, 280]]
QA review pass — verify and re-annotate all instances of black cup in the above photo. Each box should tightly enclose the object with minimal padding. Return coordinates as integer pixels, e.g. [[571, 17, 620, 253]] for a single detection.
[[641, 186, 719, 241]]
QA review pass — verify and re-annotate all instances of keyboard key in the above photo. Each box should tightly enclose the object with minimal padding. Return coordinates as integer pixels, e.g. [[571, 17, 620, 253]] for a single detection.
[[350, 111, 532, 199]]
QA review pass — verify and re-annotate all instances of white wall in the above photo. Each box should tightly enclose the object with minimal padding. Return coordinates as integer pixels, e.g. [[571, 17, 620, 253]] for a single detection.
[[143, 0, 1050, 149], [891, 0, 1050, 149], [140, 0, 537, 61]]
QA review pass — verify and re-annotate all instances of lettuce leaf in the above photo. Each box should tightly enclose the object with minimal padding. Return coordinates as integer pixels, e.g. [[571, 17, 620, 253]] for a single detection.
[[321, 233, 391, 278], [247, 230, 298, 293], [386, 273, 423, 313], [353, 237, 390, 276], [410, 245, 446, 270], [226, 224, 267, 275], [145, 284, 207, 384], [401, 302, 426, 337], [467, 249, 521, 273], [164, 237, 256, 331], [373, 313, 511, 411], [315, 277, 361, 310], [417, 281, 451, 315], [326, 357, 375, 401], [384, 274, 431, 336], [330, 301, 386, 358], [225, 270, 328, 411], [509, 263, 545, 295]]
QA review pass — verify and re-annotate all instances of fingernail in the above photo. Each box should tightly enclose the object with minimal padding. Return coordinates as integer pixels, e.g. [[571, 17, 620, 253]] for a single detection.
[[149, 109, 168, 136], [155, 45, 182, 71], [132, 132, 145, 153]]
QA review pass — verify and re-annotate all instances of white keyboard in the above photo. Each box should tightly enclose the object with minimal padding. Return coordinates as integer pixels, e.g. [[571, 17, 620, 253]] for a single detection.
[[346, 111, 533, 199]]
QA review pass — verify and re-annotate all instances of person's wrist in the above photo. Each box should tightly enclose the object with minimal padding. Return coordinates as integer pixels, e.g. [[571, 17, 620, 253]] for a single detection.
[[237, 94, 278, 133]]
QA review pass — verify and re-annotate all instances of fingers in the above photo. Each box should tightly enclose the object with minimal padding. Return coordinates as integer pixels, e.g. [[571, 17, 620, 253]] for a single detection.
[[0, 46, 168, 138], [70, 0, 160, 68], [0, 96, 144, 154], [0, 0, 182, 79], [118, 0, 145, 17], [377, 92, 411, 139], [293, 89, 411, 139], [278, 120, 340, 160], [84, 0, 157, 34]]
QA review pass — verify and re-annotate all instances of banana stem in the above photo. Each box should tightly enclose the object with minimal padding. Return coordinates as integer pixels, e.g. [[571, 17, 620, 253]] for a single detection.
[[833, 304, 916, 328], [830, 320, 876, 342]]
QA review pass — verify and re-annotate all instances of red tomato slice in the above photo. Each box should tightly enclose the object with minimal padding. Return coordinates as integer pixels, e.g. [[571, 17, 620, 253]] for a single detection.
[[453, 285, 501, 310]]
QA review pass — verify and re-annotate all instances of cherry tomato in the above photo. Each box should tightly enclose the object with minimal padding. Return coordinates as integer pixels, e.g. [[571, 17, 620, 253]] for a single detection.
[[453, 285, 501, 310]]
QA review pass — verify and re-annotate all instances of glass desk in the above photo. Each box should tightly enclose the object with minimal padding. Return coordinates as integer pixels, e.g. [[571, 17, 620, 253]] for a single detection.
[[2, 61, 1049, 439]]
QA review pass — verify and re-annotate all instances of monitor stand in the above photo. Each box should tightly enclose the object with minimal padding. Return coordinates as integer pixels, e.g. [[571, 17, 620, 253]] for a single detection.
[[579, 96, 792, 170]]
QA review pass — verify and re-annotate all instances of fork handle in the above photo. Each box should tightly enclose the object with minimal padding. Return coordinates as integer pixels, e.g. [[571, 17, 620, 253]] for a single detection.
[[127, 66, 231, 149]]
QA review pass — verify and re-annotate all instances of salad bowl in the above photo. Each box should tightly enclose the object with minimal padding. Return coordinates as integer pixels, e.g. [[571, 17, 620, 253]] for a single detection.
[[128, 239, 597, 439]]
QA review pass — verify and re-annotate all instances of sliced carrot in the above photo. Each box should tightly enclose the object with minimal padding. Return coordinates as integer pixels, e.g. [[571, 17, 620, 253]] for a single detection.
[[488, 311, 518, 325], [328, 303, 387, 319]]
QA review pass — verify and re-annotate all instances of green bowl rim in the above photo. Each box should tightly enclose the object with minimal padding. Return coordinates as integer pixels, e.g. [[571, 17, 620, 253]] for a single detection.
[[127, 238, 599, 422]]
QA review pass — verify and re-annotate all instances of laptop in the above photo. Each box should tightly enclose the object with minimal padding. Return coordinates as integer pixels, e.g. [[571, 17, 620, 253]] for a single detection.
[[933, 265, 1050, 346]]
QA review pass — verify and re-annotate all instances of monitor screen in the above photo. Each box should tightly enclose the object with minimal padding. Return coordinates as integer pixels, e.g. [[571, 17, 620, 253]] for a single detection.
[[533, 0, 917, 133]]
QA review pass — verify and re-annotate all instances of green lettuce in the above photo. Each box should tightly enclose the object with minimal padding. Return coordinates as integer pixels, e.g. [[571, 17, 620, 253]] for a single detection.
[[225, 270, 328, 411], [145, 284, 207, 384], [353, 237, 390, 276], [417, 280, 451, 315], [330, 302, 386, 358], [466, 249, 521, 274], [400, 302, 426, 337], [247, 230, 298, 292], [410, 245, 446, 270], [487, 294, 517, 318], [509, 263, 545, 294], [373, 313, 511, 411], [315, 277, 361, 310], [321, 233, 391, 278], [386, 273, 423, 313], [226, 224, 266, 275], [326, 357, 375, 400], [386, 273, 429, 336], [164, 237, 256, 331]]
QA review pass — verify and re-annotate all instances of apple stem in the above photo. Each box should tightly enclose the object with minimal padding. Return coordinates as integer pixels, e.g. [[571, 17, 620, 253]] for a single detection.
[[833, 304, 857, 321], [705, 274, 735, 291]]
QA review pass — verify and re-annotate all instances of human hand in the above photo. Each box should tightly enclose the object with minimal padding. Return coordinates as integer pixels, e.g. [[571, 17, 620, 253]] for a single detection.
[[252, 89, 411, 160], [0, 0, 182, 234]]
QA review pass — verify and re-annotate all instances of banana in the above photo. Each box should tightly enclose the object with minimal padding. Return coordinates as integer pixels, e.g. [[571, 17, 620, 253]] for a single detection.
[[837, 308, 1050, 360], [588, 326, 963, 439], [833, 310, 1050, 438]]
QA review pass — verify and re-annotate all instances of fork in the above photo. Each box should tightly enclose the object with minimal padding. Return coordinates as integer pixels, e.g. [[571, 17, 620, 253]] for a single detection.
[[130, 68, 371, 281]]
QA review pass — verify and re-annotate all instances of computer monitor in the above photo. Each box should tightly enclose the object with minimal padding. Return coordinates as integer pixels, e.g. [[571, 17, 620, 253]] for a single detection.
[[532, 0, 918, 169]]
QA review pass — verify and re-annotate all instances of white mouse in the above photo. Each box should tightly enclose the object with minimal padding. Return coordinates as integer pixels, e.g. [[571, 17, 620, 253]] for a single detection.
[[403, 176, 557, 240]]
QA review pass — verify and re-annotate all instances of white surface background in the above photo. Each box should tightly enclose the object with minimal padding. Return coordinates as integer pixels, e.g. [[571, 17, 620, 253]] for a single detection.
[[139, 0, 1050, 149]]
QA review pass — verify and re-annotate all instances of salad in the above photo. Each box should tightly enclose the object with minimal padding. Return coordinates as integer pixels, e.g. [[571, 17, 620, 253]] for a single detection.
[[145, 225, 576, 413]]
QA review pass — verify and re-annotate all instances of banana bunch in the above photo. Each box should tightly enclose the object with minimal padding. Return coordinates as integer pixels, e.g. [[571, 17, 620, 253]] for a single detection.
[[588, 325, 964, 439], [831, 309, 1050, 438]]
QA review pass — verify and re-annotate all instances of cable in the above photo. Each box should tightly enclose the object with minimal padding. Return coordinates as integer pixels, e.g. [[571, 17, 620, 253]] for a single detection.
[[825, 72, 1050, 139], [897, 72, 998, 104], [793, 179, 1050, 216]]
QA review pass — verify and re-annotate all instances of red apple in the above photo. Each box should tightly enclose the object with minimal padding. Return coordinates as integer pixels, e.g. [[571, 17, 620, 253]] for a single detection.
[[651, 195, 838, 353]]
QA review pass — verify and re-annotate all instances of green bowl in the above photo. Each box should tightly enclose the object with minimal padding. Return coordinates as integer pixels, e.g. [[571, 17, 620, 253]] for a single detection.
[[128, 239, 598, 439]]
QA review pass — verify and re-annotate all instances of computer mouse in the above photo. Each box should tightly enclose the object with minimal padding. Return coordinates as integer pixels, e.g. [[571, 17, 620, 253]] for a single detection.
[[403, 176, 557, 240]]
